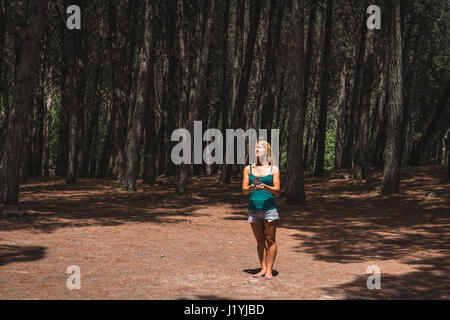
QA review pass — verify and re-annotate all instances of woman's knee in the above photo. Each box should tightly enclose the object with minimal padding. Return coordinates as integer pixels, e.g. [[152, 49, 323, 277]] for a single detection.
[[265, 234, 276, 247]]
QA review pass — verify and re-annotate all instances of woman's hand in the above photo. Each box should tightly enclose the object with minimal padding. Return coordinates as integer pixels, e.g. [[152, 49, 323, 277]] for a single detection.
[[254, 183, 265, 191]]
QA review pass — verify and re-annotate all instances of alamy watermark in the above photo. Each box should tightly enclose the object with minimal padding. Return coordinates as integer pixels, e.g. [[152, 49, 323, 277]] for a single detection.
[[366, 265, 381, 290], [366, 5, 381, 30], [171, 121, 280, 165], [65, 5, 381, 31], [66, 265, 81, 290]]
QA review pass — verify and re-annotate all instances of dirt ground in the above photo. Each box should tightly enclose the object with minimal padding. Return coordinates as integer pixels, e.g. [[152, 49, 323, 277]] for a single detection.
[[0, 166, 449, 300]]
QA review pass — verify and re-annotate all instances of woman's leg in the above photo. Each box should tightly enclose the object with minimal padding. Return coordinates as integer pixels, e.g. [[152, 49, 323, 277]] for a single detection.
[[250, 220, 267, 275], [263, 219, 278, 277]]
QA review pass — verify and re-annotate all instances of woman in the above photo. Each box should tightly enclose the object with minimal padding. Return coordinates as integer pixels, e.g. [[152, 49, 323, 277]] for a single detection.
[[242, 139, 280, 280]]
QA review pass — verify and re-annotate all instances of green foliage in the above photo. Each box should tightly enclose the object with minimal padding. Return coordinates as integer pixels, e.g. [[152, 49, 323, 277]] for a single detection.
[[324, 125, 336, 170], [117, 182, 127, 191]]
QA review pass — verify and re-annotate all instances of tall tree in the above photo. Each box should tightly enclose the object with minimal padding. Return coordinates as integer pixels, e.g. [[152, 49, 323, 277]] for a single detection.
[[353, 29, 376, 180], [408, 80, 450, 166], [121, 0, 154, 191], [286, 0, 306, 205], [334, 57, 348, 170], [260, 0, 285, 140], [341, 9, 367, 170], [222, 0, 262, 184], [313, 0, 334, 176], [176, 0, 215, 194], [381, 0, 404, 194], [142, 40, 157, 184], [65, 0, 86, 184], [0, 0, 48, 204]]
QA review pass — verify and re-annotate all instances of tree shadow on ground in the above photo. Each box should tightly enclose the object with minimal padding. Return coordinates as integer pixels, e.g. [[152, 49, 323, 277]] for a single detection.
[[275, 166, 449, 264], [0, 244, 46, 266], [1, 175, 232, 233], [223, 166, 450, 299], [322, 256, 449, 299]]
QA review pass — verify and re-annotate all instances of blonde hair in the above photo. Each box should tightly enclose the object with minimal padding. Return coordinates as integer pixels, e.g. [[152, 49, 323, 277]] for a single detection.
[[255, 139, 275, 165]]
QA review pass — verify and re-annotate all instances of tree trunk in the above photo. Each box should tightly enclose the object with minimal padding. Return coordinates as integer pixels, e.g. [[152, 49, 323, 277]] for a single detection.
[[341, 16, 367, 170], [381, 0, 404, 194], [303, 1, 318, 117], [222, 0, 262, 184], [0, 0, 48, 205], [0, 0, 7, 130], [163, 1, 179, 177], [313, 0, 333, 176], [260, 0, 285, 139], [110, 0, 131, 181], [96, 102, 114, 178], [42, 78, 52, 176], [303, 42, 322, 171], [334, 58, 348, 170], [55, 23, 69, 177], [142, 44, 157, 184], [231, 0, 245, 114], [65, 0, 86, 184], [176, 0, 215, 194], [122, 0, 154, 191], [286, 0, 306, 205], [219, 0, 231, 182], [232, 0, 262, 174], [408, 80, 450, 166], [353, 29, 376, 180], [81, 60, 104, 178]]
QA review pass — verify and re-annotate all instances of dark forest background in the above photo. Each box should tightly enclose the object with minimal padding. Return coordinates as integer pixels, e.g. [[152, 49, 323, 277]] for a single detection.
[[0, 0, 449, 205]]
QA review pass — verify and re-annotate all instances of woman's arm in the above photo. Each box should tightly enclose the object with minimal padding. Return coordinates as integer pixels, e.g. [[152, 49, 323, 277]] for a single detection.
[[259, 166, 280, 195], [242, 165, 255, 195]]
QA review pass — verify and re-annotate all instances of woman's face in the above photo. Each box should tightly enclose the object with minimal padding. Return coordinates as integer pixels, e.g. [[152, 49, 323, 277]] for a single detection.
[[255, 143, 267, 159]]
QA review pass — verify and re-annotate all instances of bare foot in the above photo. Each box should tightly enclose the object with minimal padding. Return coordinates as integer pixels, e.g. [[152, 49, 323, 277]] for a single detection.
[[252, 270, 266, 278], [264, 273, 273, 280]]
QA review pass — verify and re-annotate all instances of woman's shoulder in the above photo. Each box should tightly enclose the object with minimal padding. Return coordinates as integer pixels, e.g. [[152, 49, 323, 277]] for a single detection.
[[271, 164, 280, 173]]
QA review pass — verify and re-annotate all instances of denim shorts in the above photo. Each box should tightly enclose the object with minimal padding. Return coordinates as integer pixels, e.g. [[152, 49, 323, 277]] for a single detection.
[[248, 208, 280, 223]]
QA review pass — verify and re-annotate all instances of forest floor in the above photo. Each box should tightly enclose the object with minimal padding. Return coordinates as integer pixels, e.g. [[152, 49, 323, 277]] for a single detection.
[[0, 166, 449, 300]]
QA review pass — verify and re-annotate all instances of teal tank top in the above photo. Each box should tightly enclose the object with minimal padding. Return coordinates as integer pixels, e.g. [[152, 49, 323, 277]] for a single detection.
[[248, 165, 277, 211]]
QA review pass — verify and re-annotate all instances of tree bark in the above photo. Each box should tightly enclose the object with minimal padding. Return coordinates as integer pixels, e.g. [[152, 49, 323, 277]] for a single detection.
[[65, 0, 86, 184], [0, 0, 48, 205], [176, 0, 215, 194], [381, 0, 404, 194], [260, 0, 285, 139], [371, 62, 387, 167], [219, 0, 231, 182], [286, 0, 306, 205], [334, 58, 348, 170], [341, 15, 367, 170], [110, 0, 131, 181], [122, 0, 154, 191], [0, 0, 7, 129], [353, 29, 375, 180], [222, 0, 262, 184], [162, 0, 179, 177], [408, 80, 450, 166], [42, 75, 52, 176], [303, 1, 318, 117], [142, 43, 157, 185], [313, 0, 333, 176]]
